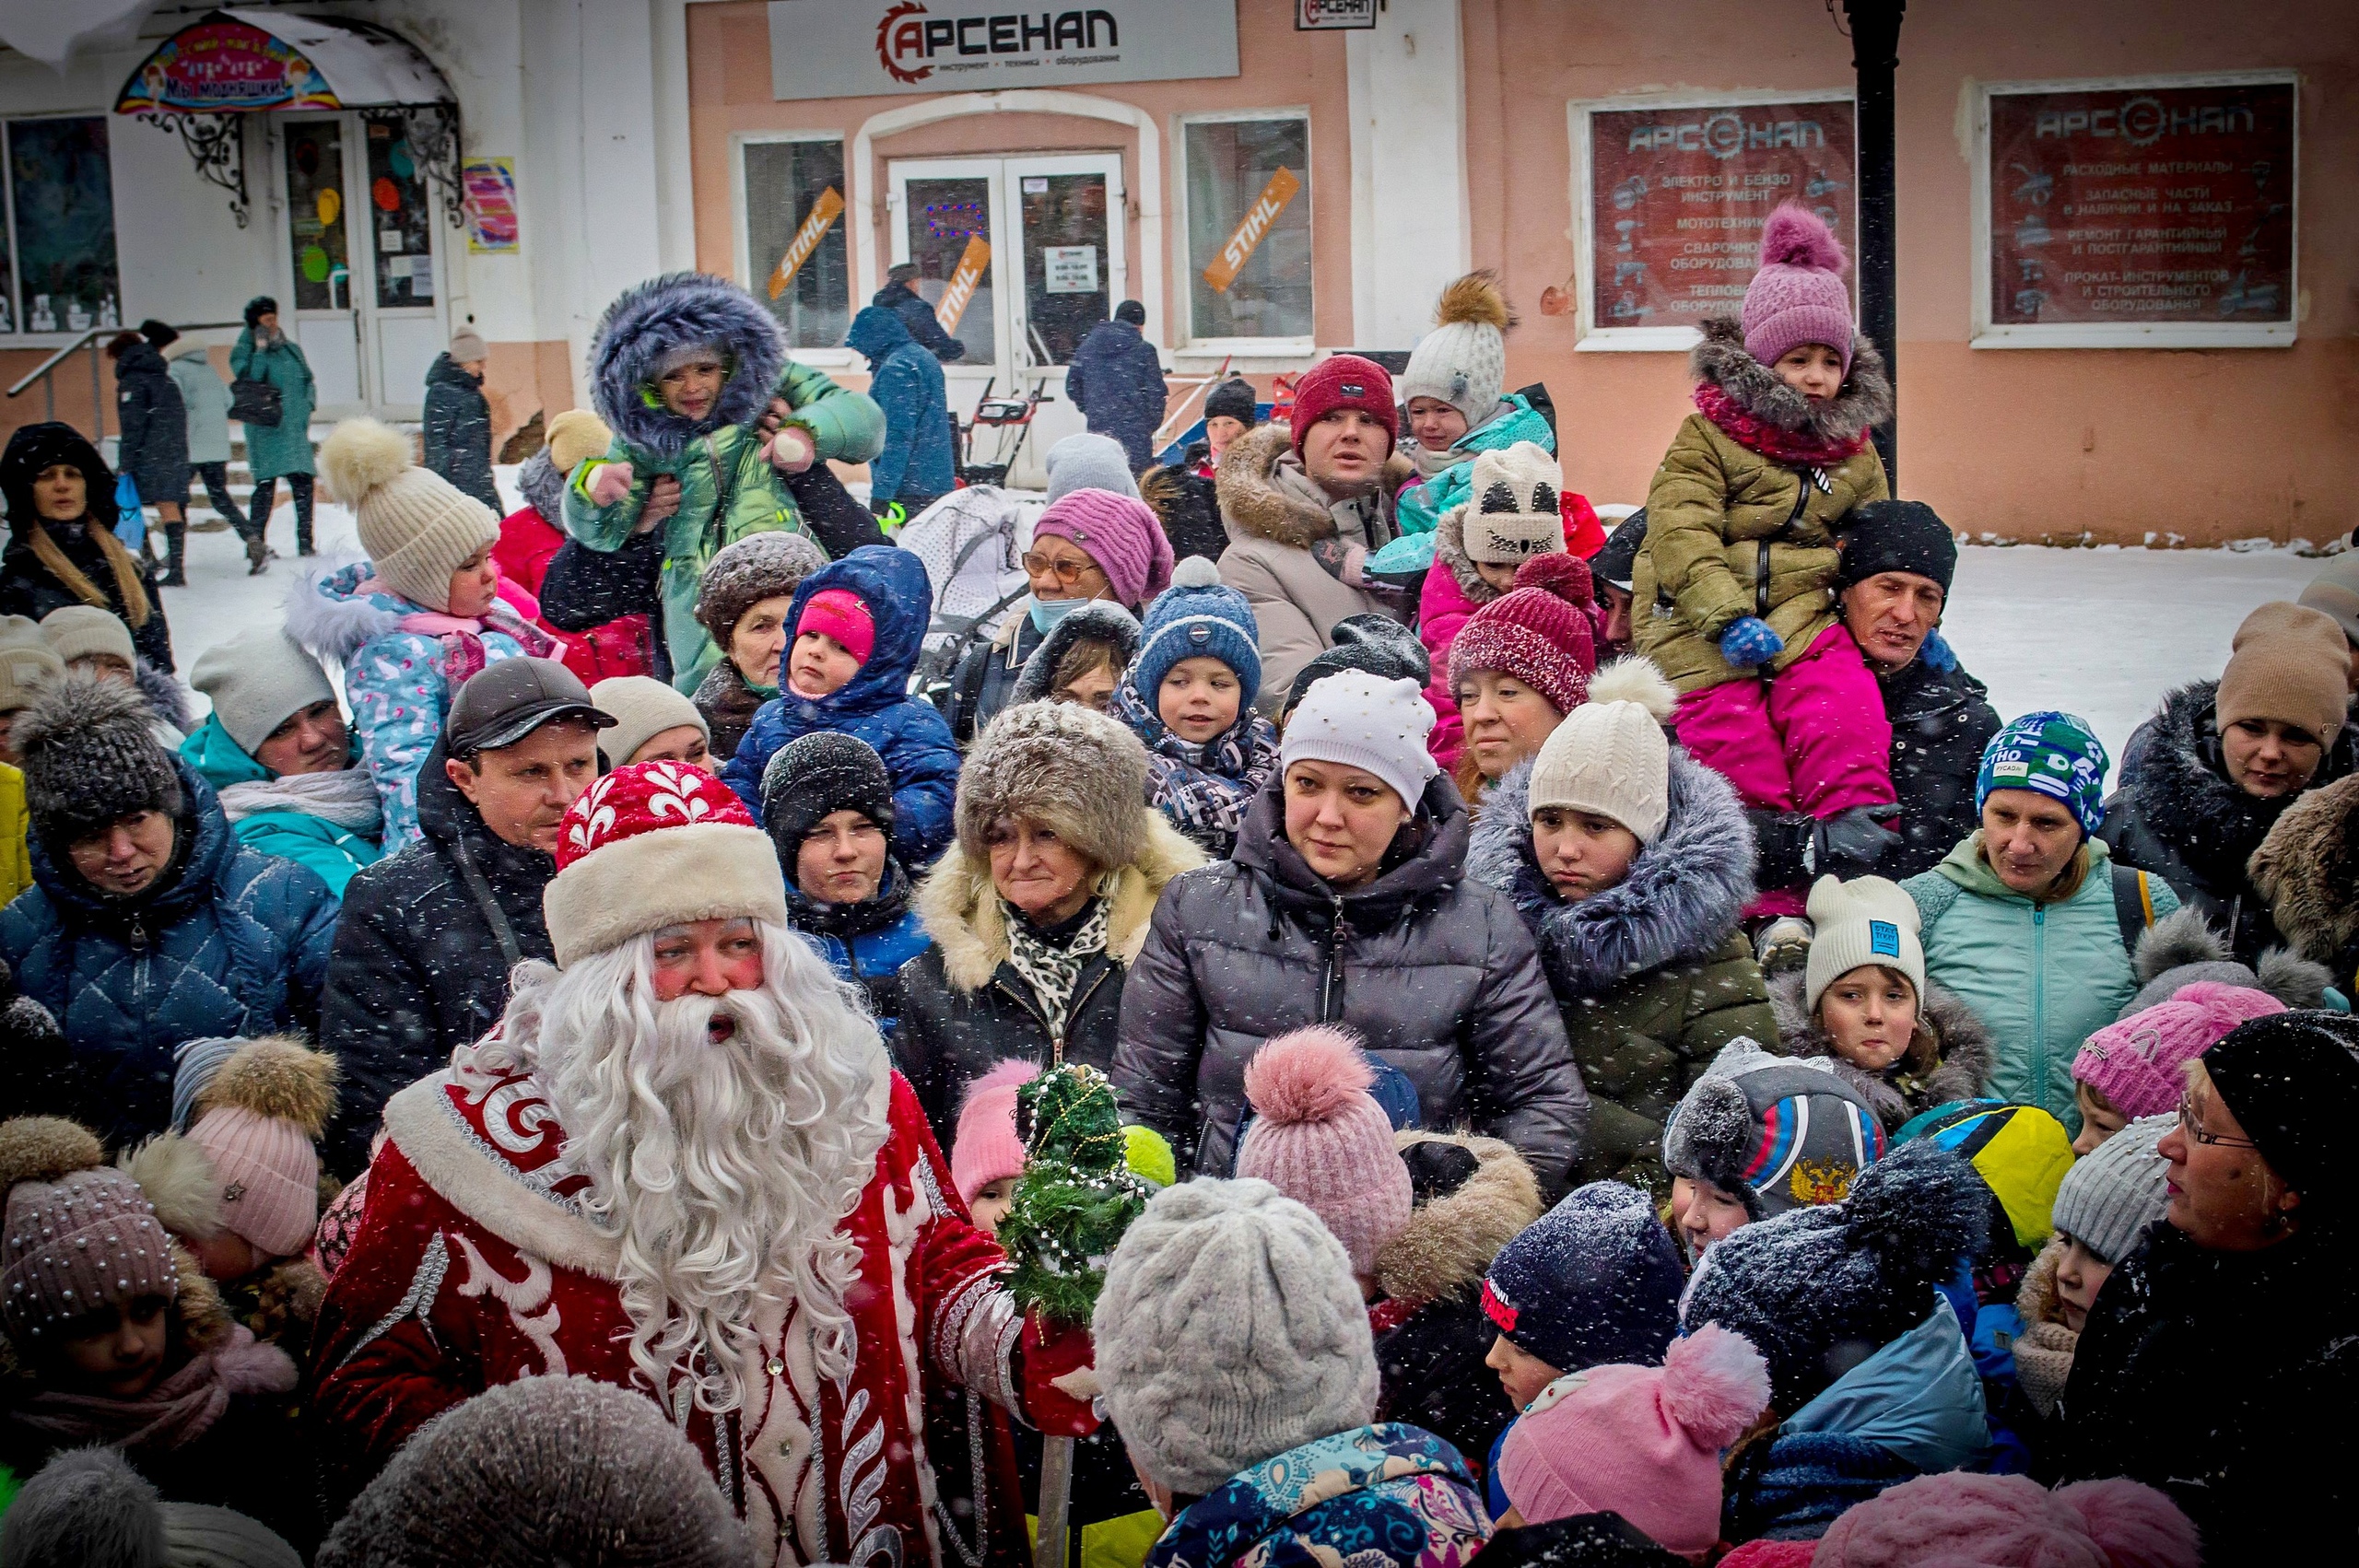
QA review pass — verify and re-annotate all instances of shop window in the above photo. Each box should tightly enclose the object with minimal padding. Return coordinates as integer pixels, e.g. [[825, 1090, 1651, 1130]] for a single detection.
[[1182, 114, 1312, 344], [364, 116, 436, 308], [283, 119, 350, 312], [2, 116, 122, 336], [740, 136, 851, 351]]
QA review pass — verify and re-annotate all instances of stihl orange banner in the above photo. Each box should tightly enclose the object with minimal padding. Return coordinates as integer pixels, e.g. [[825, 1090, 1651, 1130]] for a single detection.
[[1203, 167, 1300, 294]]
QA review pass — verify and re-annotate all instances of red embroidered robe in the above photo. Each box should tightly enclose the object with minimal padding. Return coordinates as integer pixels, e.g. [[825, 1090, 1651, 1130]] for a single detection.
[[311, 1039, 1030, 1568]]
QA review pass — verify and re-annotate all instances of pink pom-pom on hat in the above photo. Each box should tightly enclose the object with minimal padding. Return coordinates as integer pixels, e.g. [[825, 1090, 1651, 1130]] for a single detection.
[[1741, 203, 1857, 376], [950, 1059, 1039, 1208], [2075, 979, 2285, 1121], [1234, 1025, 1413, 1278]]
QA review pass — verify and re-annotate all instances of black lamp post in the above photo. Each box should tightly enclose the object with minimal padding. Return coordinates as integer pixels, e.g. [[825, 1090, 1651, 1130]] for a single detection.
[[1843, 0, 1906, 487]]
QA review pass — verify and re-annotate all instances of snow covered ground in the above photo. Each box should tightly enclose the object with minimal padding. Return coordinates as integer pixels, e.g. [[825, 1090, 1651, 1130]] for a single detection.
[[160, 466, 2330, 778]]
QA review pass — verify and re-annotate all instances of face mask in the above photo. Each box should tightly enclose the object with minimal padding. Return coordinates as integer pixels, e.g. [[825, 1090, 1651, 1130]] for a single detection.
[[1029, 594, 1087, 635]]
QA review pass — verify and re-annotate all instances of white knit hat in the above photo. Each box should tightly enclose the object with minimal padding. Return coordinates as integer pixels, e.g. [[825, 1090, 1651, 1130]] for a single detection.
[[1459, 442, 1567, 566], [40, 604, 135, 667], [1526, 663, 1674, 843], [589, 675, 710, 769], [1278, 668, 1438, 814], [1398, 272, 1512, 428], [1802, 874, 1926, 1012], [0, 616, 63, 715], [319, 416, 500, 614], [189, 626, 336, 758]]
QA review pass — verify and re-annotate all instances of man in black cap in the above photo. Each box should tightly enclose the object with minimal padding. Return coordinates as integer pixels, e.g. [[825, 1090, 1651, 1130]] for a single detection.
[[319, 658, 614, 1174], [1066, 299, 1168, 472], [1748, 499, 2000, 885]]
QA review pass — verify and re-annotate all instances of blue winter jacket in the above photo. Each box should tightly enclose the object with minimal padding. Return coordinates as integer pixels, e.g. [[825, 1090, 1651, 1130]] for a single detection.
[[722, 546, 959, 869], [180, 714, 383, 897], [1065, 318, 1166, 472], [0, 759, 340, 1148], [847, 306, 954, 503], [784, 860, 932, 1036]]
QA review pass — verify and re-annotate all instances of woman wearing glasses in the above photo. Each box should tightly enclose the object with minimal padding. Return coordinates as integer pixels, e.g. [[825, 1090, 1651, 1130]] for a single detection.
[[2051, 1011, 2359, 1558]]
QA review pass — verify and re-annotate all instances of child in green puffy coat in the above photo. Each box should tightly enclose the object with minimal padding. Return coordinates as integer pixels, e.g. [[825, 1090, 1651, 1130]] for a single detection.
[[563, 272, 884, 692]]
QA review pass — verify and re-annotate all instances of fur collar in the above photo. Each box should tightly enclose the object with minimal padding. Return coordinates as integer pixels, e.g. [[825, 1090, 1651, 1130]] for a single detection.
[[1766, 966, 1996, 1128], [514, 447, 566, 523], [1214, 423, 1412, 550], [1433, 501, 1499, 605], [1690, 317, 1892, 449], [1373, 1132, 1540, 1308], [915, 814, 1203, 993], [587, 272, 784, 460], [134, 658, 193, 734], [1466, 752, 1755, 992], [2248, 771, 2359, 970], [284, 559, 404, 664], [2121, 680, 2305, 891]]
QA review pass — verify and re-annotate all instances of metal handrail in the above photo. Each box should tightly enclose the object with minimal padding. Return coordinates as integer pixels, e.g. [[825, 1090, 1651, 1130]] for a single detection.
[[6, 321, 248, 436]]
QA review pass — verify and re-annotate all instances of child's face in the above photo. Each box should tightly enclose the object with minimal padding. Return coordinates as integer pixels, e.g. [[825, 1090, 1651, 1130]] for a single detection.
[[1204, 415, 1248, 459], [1473, 560, 1520, 593], [1156, 655, 1242, 743], [2051, 1234, 2113, 1332], [657, 357, 727, 420], [447, 544, 500, 619], [1485, 1333, 1560, 1413], [968, 1176, 1018, 1238], [55, 1294, 170, 1398], [2071, 1079, 2130, 1155], [1815, 966, 1919, 1073], [1771, 343, 1846, 403], [191, 1230, 266, 1282], [1406, 396, 1470, 450], [1672, 1175, 1751, 1261], [1530, 806, 1641, 903], [787, 631, 863, 698]]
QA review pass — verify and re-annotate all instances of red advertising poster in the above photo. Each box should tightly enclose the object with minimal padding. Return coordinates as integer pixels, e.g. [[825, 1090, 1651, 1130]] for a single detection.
[[1587, 99, 1856, 333], [1988, 82, 2294, 327]]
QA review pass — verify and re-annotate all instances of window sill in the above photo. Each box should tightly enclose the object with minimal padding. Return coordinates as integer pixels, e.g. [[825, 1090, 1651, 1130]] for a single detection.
[[1969, 322, 2294, 350], [1170, 339, 1320, 372], [1575, 327, 1705, 354], [790, 347, 860, 369]]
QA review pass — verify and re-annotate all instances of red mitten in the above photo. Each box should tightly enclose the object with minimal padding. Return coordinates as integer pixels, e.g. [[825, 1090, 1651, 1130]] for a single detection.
[[1019, 1309, 1101, 1437], [767, 426, 816, 474], [585, 461, 635, 507]]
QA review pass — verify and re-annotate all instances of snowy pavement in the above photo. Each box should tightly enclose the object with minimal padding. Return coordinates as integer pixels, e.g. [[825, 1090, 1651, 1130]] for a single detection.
[[160, 467, 2331, 778]]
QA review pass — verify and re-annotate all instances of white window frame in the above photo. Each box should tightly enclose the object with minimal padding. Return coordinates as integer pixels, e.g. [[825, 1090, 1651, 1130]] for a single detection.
[[732, 129, 855, 369], [1970, 70, 2298, 350], [1567, 87, 1858, 354], [1172, 105, 1317, 367]]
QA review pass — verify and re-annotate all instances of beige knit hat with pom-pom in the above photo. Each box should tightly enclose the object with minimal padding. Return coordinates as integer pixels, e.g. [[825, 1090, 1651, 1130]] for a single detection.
[[1526, 656, 1676, 843], [319, 416, 499, 613]]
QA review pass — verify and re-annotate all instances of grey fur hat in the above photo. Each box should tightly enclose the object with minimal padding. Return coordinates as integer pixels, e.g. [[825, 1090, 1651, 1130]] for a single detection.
[[2120, 906, 2331, 1017], [316, 1375, 752, 1568], [1094, 1177, 1379, 1494], [955, 698, 1150, 870], [692, 530, 828, 643], [1010, 599, 1142, 705], [0, 1445, 301, 1568], [17, 665, 183, 849]]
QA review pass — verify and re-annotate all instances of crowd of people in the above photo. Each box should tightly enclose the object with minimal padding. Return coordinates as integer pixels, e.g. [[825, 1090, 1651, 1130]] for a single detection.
[[0, 206, 2354, 1567]]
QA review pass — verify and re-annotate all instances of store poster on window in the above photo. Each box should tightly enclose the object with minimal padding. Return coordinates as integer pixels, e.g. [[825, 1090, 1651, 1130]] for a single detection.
[[463, 158, 520, 254], [1987, 81, 2294, 328], [1585, 99, 1857, 333]]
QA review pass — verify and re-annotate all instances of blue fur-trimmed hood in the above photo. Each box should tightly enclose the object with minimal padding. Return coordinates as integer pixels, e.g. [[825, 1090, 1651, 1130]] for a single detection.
[[1467, 750, 1756, 993], [588, 272, 785, 459]]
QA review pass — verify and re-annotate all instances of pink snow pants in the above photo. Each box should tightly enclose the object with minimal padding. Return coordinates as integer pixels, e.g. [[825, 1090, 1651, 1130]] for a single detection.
[[1676, 622, 1896, 915]]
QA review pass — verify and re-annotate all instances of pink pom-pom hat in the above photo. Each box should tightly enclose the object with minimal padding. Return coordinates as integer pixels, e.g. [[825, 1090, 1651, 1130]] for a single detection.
[[1741, 204, 1856, 375], [1234, 1024, 1413, 1278], [2074, 980, 2285, 1120], [1811, 1471, 2199, 1568]]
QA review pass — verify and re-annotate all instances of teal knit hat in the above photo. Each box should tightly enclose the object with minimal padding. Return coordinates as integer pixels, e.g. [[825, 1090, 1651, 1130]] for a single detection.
[[1977, 710, 2109, 835]]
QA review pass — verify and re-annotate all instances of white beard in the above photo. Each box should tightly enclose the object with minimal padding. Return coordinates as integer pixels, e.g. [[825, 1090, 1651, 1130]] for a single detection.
[[498, 923, 889, 1415]]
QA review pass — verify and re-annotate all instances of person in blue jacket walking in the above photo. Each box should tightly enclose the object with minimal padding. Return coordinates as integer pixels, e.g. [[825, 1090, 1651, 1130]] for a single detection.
[[760, 731, 932, 1035], [1066, 299, 1168, 473], [722, 544, 958, 869], [846, 305, 955, 518]]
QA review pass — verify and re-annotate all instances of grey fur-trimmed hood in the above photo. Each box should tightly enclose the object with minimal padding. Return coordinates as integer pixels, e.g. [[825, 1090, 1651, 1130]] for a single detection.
[[1766, 965, 1995, 1129], [1467, 749, 1756, 993], [284, 559, 403, 665], [513, 446, 566, 523], [133, 657, 193, 734], [1010, 600, 1142, 705], [1690, 316, 1892, 449], [587, 271, 784, 459]]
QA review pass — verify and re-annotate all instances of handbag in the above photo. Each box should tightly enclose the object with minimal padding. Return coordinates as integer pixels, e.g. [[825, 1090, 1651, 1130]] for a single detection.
[[229, 377, 282, 427]]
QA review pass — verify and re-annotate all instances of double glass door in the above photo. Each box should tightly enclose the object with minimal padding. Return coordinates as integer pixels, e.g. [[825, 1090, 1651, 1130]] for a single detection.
[[887, 153, 1124, 485], [277, 112, 446, 419]]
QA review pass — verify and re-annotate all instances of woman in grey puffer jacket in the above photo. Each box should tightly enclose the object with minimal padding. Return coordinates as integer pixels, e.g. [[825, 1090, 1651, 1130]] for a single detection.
[[1111, 668, 1588, 1193]]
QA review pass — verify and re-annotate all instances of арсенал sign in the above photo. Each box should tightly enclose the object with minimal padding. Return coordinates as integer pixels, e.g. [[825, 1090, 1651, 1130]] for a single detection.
[[769, 0, 1239, 99]]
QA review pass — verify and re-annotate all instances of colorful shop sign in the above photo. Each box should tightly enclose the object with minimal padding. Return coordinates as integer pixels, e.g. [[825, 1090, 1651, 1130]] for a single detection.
[[116, 17, 337, 113]]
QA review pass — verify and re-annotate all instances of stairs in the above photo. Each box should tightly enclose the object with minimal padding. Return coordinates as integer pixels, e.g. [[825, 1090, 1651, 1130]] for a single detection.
[[100, 421, 420, 531]]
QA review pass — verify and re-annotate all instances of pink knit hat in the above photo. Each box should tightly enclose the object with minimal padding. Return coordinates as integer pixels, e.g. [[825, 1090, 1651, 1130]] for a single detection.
[[797, 588, 875, 664], [1033, 488, 1175, 611], [1, 1117, 180, 1342], [2074, 980, 2286, 1120], [1813, 1472, 2199, 1568], [1234, 1025, 1413, 1278], [951, 1059, 1039, 1207], [1741, 205, 1855, 374], [182, 1037, 341, 1259], [1447, 553, 1597, 714], [1496, 1323, 1770, 1555]]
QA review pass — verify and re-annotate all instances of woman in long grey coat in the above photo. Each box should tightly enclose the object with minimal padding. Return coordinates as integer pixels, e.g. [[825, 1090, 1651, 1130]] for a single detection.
[[230, 295, 318, 561], [1111, 669, 1588, 1193]]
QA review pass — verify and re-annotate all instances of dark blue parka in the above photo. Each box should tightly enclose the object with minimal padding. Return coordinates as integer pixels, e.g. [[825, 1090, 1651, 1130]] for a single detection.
[[1065, 317, 1166, 472], [846, 306, 955, 503]]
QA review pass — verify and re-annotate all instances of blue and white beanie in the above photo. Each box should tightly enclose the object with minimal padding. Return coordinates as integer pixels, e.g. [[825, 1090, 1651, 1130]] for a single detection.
[[1976, 709, 2109, 836], [1129, 556, 1263, 715]]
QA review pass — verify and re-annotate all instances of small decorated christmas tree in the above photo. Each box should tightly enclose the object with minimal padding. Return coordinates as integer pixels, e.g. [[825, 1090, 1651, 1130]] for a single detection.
[[997, 1063, 1152, 1328]]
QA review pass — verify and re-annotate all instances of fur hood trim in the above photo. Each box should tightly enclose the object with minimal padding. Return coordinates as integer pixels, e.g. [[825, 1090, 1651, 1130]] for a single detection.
[[1215, 423, 1413, 550], [133, 660, 193, 736], [1690, 317, 1892, 448], [2248, 770, 2359, 971], [1766, 966, 1996, 1118], [2123, 680, 2299, 887], [1433, 500, 1501, 605], [1010, 600, 1142, 705], [285, 559, 403, 664], [1468, 750, 1755, 991], [121, 1132, 224, 1240], [1373, 1130, 1541, 1308], [587, 272, 784, 459], [513, 446, 566, 523], [916, 814, 1204, 993]]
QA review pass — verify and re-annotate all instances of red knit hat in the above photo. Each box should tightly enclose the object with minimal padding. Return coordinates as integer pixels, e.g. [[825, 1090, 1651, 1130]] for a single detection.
[[542, 760, 787, 966], [1447, 553, 1597, 713], [1288, 355, 1398, 461]]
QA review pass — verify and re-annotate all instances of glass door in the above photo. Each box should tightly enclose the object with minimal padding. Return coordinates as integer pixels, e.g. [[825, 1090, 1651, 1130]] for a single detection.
[[280, 116, 363, 414], [358, 113, 444, 417], [1006, 153, 1122, 370]]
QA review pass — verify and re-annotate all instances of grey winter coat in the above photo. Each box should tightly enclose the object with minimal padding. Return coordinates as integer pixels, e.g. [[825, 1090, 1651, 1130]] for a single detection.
[[1766, 966, 1996, 1132], [165, 341, 234, 467], [420, 353, 500, 513], [1111, 770, 1588, 1192]]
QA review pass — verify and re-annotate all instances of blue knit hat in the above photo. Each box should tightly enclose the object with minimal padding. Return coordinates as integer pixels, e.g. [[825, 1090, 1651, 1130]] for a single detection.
[[1128, 556, 1263, 716], [1976, 709, 2109, 836], [1480, 1181, 1682, 1375]]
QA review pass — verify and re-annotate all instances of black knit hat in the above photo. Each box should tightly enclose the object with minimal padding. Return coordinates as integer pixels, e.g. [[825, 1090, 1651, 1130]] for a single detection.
[[16, 667, 182, 849], [1204, 378, 1259, 427], [2202, 1010, 2359, 1201], [243, 296, 276, 328], [1591, 511, 1649, 592], [761, 731, 894, 854], [1283, 614, 1432, 717], [1836, 500, 1958, 597], [138, 319, 179, 350]]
